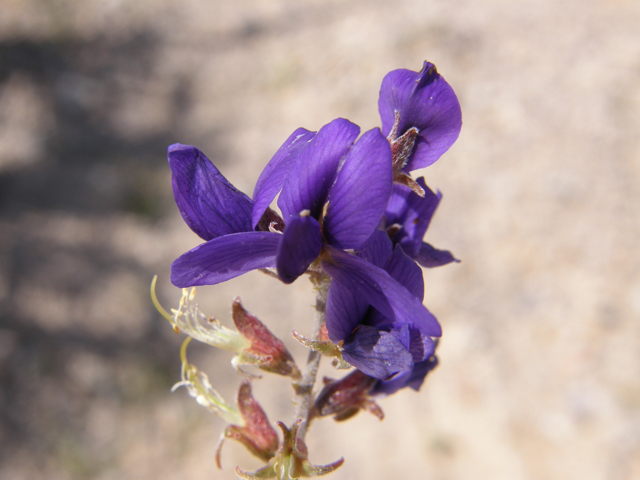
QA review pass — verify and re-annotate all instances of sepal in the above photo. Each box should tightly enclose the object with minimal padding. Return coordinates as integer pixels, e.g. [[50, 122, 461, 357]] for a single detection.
[[292, 324, 351, 370], [393, 170, 425, 196]]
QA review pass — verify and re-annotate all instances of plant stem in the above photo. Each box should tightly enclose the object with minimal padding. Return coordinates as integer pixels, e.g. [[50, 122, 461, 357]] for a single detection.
[[292, 273, 329, 441]]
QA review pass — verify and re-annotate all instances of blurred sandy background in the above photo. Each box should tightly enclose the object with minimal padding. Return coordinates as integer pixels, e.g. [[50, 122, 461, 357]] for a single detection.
[[1, 0, 639, 479]]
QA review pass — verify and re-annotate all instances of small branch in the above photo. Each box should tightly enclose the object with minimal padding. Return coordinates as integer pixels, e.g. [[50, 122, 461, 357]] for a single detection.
[[292, 272, 329, 441]]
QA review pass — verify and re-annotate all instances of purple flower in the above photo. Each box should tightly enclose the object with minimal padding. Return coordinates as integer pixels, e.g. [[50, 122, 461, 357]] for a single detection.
[[379, 61, 461, 192], [168, 126, 315, 287], [384, 176, 458, 268], [168, 118, 440, 356], [169, 118, 394, 286], [168, 118, 391, 286], [269, 118, 394, 284], [324, 230, 441, 379]]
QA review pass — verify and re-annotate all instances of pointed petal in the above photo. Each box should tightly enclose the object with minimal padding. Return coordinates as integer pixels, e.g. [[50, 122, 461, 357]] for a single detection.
[[416, 242, 459, 268], [385, 246, 424, 301], [321, 247, 441, 337], [168, 144, 252, 241], [251, 128, 316, 229], [378, 61, 462, 170], [323, 128, 393, 249], [275, 214, 323, 284], [278, 118, 360, 221], [171, 232, 280, 287], [385, 177, 440, 258], [342, 326, 414, 379]]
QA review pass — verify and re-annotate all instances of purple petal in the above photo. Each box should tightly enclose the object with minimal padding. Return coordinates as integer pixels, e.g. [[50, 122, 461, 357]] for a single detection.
[[251, 128, 316, 229], [170, 232, 280, 287], [342, 326, 414, 379], [278, 118, 360, 221], [168, 144, 253, 241], [385, 177, 440, 258], [384, 246, 424, 301], [323, 128, 393, 250], [275, 214, 323, 284], [416, 243, 459, 268], [408, 326, 435, 362], [378, 61, 462, 170], [390, 322, 411, 351], [321, 247, 441, 337], [356, 230, 393, 269], [326, 283, 369, 342], [372, 355, 439, 396]]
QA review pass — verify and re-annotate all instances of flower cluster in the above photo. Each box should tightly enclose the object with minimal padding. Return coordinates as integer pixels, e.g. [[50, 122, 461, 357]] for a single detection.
[[159, 61, 461, 477]]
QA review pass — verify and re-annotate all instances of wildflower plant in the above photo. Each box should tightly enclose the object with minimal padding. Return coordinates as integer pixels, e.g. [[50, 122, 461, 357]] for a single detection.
[[153, 61, 461, 479]]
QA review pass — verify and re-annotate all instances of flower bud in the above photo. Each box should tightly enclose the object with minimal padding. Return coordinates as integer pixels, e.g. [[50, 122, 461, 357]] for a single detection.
[[312, 370, 384, 422], [151, 278, 299, 378], [216, 381, 279, 468], [232, 298, 300, 379]]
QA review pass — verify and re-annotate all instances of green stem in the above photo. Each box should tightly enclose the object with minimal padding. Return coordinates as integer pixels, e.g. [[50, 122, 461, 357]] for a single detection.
[[276, 454, 293, 480]]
